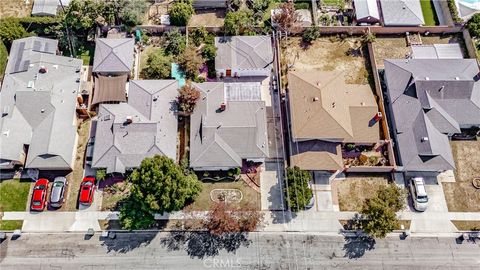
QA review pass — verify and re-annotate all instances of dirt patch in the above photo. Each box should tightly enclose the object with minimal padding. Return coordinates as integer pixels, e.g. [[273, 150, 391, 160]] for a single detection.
[[101, 181, 130, 211], [443, 141, 480, 212], [0, 0, 32, 18], [189, 9, 225, 27], [283, 37, 371, 85], [336, 176, 389, 211], [144, 1, 173, 25]]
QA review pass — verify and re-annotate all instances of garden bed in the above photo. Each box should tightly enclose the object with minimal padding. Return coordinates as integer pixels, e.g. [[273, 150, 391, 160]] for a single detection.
[[335, 176, 389, 211]]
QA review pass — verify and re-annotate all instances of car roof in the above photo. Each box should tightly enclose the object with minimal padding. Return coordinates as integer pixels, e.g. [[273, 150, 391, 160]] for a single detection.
[[80, 186, 92, 201], [32, 188, 44, 201], [50, 183, 64, 202], [53, 176, 66, 183], [413, 177, 427, 196]]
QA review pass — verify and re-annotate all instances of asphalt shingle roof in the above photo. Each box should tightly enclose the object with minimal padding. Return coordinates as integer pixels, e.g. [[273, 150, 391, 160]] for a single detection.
[[380, 0, 425, 26], [92, 38, 134, 73], [215, 36, 273, 70]]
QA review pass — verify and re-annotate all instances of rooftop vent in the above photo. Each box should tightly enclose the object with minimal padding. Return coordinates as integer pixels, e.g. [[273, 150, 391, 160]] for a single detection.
[[421, 137, 429, 142], [41, 109, 45, 113], [53, 65, 58, 69], [425, 77, 430, 81], [219, 102, 226, 112], [374, 112, 383, 122], [125, 116, 133, 124], [2, 130, 9, 137], [332, 102, 336, 108], [2, 106, 9, 116], [27, 81, 34, 88], [39, 66, 47, 74], [313, 97, 319, 102], [455, 77, 459, 80], [103, 115, 111, 121], [438, 85, 445, 92]]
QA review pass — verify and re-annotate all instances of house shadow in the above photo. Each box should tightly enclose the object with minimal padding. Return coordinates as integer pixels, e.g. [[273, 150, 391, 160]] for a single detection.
[[100, 232, 158, 253], [160, 231, 251, 259]]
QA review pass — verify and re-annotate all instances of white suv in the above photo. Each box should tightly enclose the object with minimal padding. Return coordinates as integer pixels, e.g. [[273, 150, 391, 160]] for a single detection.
[[409, 177, 428, 212]]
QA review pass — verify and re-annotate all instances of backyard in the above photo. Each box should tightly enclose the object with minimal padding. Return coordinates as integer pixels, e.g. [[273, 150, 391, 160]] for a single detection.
[[0, 0, 32, 18], [186, 180, 260, 211], [443, 141, 480, 212], [333, 175, 389, 211], [0, 179, 31, 212], [420, 0, 439, 26], [189, 9, 225, 27], [283, 37, 372, 85]]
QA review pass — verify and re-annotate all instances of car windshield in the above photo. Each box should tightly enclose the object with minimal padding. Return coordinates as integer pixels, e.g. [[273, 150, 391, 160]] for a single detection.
[[53, 182, 63, 187], [34, 185, 46, 190], [32, 201, 41, 206], [417, 195, 428, 203], [83, 181, 93, 186]]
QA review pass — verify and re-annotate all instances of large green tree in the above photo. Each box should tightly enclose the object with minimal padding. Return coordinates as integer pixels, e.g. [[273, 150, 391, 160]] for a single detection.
[[64, 0, 106, 35], [360, 184, 406, 238], [168, 1, 194, 26], [119, 155, 202, 229], [285, 166, 313, 212], [223, 10, 255, 35], [0, 18, 29, 46], [141, 49, 172, 79], [468, 13, 480, 37], [163, 29, 186, 56], [118, 0, 148, 26]]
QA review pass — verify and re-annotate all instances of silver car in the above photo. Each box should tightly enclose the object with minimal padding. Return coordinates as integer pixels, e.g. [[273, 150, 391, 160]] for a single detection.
[[409, 177, 428, 212], [50, 177, 68, 208]]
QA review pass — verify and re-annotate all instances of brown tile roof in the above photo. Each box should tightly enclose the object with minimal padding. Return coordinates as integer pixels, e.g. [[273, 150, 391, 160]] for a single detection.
[[290, 143, 343, 171], [288, 70, 380, 143]]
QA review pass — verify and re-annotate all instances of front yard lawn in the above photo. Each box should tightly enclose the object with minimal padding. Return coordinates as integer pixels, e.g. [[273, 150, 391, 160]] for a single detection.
[[335, 176, 389, 211], [420, 0, 439, 26], [443, 141, 480, 212], [0, 220, 23, 230], [0, 179, 32, 212], [451, 220, 480, 231], [101, 181, 130, 211], [186, 180, 260, 211]]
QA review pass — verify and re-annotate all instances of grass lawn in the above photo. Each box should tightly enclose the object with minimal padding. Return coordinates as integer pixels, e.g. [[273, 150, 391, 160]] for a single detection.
[[322, 0, 343, 7], [0, 220, 23, 230], [64, 120, 91, 211], [451, 220, 480, 231], [186, 180, 260, 211], [420, 0, 439, 26], [443, 141, 480, 212], [0, 179, 32, 212], [0, 41, 7, 83], [335, 176, 389, 211]]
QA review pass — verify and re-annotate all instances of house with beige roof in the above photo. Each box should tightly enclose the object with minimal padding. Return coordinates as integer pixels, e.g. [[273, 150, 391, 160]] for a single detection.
[[288, 70, 387, 172]]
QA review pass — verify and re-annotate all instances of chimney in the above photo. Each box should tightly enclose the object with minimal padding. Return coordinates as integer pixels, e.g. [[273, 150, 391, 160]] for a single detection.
[[219, 102, 226, 112], [125, 116, 133, 124], [39, 66, 47, 74], [373, 112, 383, 122], [421, 137, 429, 142]]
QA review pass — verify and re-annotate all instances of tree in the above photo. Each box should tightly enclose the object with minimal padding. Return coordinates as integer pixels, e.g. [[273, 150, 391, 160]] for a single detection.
[[118, 0, 148, 26], [468, 13, 480, 37], [169, 2, 194, 26], [224, 10, 255, 35], [361, 32, 376, 44], [0, 18, 29, 46], [163, 29, 186, 56], [202, 43, 217, 61], [141, 49, 172, 79], [64, 0, 106, 35], [96, 169, 107, 181], [272, 1, 298, 33], [284, 166, 313, 212], [360, 185, 406, 238], [302, 26, 321, 44], [249, 0, 271, 13], [178, 44, 203, 80], [204, 202, 264, 235], [119, 155, 202, 229], [178, 84, 201, 113]]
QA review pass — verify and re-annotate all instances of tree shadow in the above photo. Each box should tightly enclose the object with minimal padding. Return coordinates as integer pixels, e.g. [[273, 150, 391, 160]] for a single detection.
[[100, 232, 157, 253], [161, 231, 251, 259], [342, 234, 376, 259]]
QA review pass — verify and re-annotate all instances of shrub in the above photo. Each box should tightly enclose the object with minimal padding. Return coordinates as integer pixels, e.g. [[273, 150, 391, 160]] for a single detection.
[[163, 29, 186, 55], [178, 83, 201, 113], [285, 166, 313, 212], [224, 10, 255, 35], [447, 0, 463, 24], [169, 2, 194, 26], [467, 13, 480, 37], [302, 26, 321, 44], [141, 49, 172, 79]]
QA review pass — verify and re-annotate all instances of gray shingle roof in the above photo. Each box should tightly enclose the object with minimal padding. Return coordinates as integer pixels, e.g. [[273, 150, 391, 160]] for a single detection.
[[92, 38, 134, 73], [384, 58, 480, 172], [92, 80, 178, 173], [215, 36, 273, 70], [0, 37, 82, 170], [411, 44, 463, 59], [189, 82, 269, 169], [354, 0, 380, 20], [380, 0, 424, 26], [32, 0, 58, 16]]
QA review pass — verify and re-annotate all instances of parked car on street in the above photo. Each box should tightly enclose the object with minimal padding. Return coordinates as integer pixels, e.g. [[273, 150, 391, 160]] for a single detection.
[[49, 177, 68, 208], [79, 176, 96, 206], [409, 177, 428, 212], [30, 178, 49, 211]]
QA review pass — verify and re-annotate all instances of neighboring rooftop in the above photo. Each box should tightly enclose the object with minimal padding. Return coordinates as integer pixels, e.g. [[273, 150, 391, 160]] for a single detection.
[[92, 38, 134, 73], [0, 37, 82, 170], [32, 0, 66, 16], [189, 82, 269, 169], [92, 80, 178, 173], [411, 44, 463, 59], [215, 36, 273, 71], [354, 0, 380, 21], [384, 58, 480, 171], [380, 0, 425, 26]]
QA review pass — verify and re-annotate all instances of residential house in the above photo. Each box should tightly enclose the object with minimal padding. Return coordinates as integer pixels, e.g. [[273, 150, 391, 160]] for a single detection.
[[288, 70, 382, 171], [189, 82, 269, 171], [411, 44, 464, 59], [456, 0, 480, 21], [379, 0, 425, 26], [91, 38, 135, 106], [91, 80, 178, 173], [0, 37, 82, 171], [32, 0, 70, 16], [383, 58, 480, 172], [354, 0, 380, 25], [215, 36, 273, 78]]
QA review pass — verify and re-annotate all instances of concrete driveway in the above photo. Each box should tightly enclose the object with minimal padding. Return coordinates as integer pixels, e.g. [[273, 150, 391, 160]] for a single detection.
[[260, 162, 285, 211]]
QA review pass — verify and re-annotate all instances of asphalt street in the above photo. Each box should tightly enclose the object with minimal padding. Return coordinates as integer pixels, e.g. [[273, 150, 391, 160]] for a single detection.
[[1, 232, 479, 269]]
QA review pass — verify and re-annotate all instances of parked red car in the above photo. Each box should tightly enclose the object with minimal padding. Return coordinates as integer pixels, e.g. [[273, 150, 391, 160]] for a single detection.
[[30, 178, 49, 211], [79, 176, 96, 206]]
